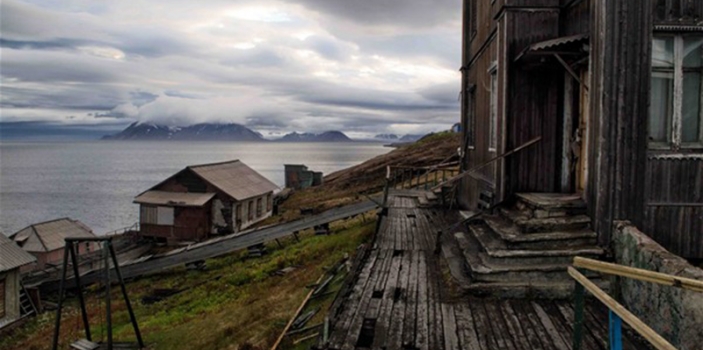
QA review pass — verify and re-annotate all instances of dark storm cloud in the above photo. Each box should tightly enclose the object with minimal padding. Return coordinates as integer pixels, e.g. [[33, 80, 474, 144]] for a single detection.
[[281, 0, 458, 27]]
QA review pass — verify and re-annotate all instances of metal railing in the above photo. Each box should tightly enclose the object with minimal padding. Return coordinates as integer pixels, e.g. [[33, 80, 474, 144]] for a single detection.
[[569, 257, 703, 350]]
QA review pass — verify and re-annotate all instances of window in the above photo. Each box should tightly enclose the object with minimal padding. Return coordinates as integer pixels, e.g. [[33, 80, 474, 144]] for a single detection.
[[248, 201, 254, 221], [256, 197, 263, 217], [650, 35, 703, 149], [140, 206, 174, 225], [267, 193, 273, 212], [489, 63, 498, 152]]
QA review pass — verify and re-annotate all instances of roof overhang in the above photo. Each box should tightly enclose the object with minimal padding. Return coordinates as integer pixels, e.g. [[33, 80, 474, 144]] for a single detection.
[[514, 34, 590, 67], [134, 191, 216, 207]]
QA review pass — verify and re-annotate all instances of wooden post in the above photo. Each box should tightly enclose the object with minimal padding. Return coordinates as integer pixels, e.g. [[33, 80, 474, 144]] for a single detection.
[[69, 242, 92, 342], [383, 166, 390, 209], [434, 171, 438, 186], [104, 243, 113, 350], [51, 245, 71, 350], [573, 282, 585, 350], [109, 241, 144, 348]]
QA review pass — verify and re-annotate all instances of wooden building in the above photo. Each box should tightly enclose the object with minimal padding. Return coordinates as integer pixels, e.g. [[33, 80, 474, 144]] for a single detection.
[[9, 218, 97, 271], [284, 164, 323, 190], [134, 160, 278, 243], [0, 234, 36, 329], [459, 0, 703, 258]]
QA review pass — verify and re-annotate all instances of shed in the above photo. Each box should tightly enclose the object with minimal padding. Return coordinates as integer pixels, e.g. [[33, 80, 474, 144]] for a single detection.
[[134, 160, 278, 244], [10, 218, 97, 271], [0, 234, 36, 329]]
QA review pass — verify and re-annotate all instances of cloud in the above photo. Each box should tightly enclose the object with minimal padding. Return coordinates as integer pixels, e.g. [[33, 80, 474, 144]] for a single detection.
[[0, 0, 462, 138]]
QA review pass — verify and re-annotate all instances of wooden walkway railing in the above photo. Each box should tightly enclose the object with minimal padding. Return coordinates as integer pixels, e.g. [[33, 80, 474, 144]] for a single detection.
[[569, 257, 703, 350]]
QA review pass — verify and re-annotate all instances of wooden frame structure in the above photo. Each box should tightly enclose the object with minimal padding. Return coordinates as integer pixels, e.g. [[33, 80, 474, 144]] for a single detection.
[[52, 237, 144, 350], [568, 256, 703, 350]]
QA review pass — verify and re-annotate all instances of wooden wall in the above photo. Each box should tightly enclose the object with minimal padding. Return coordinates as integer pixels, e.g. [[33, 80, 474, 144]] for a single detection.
[[652, 0, 703, 24], [505, 10, 562, 195], [562, 0, 590, 35], [587, 0, 652, 245]]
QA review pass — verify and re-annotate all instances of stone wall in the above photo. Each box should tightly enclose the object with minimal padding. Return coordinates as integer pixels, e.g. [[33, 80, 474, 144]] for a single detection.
[[612, 221, 703, 350]]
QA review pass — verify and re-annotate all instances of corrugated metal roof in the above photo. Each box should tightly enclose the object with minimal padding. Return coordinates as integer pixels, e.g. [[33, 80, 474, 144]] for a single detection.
[[0, 233, 36, 272], [188, 160, 278, 200], [528, 34, 589, 52], [9, 218, 96, 253], [134, 191, 216, 207]]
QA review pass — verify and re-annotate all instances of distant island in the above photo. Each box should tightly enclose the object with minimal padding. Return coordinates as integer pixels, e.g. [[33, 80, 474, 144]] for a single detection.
[[102, 122, 354, 142]]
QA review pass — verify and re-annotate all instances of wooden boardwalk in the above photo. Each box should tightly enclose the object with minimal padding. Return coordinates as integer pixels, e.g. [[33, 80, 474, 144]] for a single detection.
[[322, 192, 649, 350]]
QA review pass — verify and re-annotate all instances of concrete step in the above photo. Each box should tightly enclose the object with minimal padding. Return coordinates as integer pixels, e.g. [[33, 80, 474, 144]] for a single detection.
[[484, 215, 597, 250], [465, 279, 611, 299], [500, 207, 591, 233], [515, 193, 587, 219], [468, 223, 604, 265]]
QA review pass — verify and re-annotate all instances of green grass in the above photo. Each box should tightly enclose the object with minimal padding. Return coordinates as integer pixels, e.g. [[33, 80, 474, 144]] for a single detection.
[[1, 215, 375, 350]]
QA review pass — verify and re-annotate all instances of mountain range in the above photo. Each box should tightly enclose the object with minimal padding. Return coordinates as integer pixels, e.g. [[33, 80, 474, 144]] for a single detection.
[[102, 122, 354, 142]]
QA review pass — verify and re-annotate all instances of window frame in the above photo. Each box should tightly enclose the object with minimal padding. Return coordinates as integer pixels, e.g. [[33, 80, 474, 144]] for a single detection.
[[0, 277, 5, 319], [650, 34, 703, 150], [488, 61, 498, 153]]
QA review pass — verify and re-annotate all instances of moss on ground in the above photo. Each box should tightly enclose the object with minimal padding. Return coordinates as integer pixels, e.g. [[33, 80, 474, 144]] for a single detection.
[[0, 215, 375, 350]]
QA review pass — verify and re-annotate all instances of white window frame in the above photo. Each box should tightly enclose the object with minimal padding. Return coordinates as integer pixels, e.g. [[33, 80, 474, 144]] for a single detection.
[[488, 61, 498, 152], [651, 34, 703, 150]]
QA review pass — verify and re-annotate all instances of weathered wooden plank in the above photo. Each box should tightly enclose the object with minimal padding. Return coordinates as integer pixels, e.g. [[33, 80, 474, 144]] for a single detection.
[[469, 301, 499, 350], [342, 251, 388, 349], [483, 301, 514, 350], [498, 300, 530, 349], [328, 250, 380, 348], [370, 252, 402, 349], [401, 252, 420, 348], [387, 251, 411, 349], [415, 253, 430, 349], [521, 301, 558, 350], [556, 302, 603, 350], [441, 304, 460, 350], [426, 253, 445, 349], [532, 301, 570, 350], [510, 300, 547, 349], [454, 303, 481, 350]]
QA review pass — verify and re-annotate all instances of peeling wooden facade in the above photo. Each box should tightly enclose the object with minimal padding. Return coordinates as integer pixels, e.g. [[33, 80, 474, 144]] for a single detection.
[[459, 0, 703, 258]]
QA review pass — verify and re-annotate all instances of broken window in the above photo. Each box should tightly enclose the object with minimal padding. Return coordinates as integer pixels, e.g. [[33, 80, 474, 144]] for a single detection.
[[650, 35, 703, 149], [248, 200, 254, 221], [256, 197, 263, 217]]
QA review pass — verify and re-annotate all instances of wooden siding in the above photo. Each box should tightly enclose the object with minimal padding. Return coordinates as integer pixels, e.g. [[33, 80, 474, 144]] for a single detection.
[[644, 156, 703, 258], [587, 0, 652, 245], [505, 10, 562, 196], [653, 0, 703, 24], [562, 0, 590, 36], [141, 206, 211, 242]]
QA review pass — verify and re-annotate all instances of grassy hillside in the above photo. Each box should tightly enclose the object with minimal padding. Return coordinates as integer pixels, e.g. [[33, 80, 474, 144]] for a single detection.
[[0, 132, 460, 350]]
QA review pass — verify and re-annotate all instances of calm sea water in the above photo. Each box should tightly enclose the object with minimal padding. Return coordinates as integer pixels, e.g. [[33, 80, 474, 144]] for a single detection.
[[0, 141, 389, 235]]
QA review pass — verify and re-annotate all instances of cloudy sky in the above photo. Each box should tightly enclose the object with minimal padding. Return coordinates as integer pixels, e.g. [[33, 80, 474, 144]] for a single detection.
[[1, 0, 462, 139]]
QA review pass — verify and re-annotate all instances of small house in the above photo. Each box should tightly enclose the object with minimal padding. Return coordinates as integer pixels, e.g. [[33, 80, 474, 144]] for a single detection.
[[284, 164, 323, 190], [134, 160, 278, 244], [0, 233, 36, 328], [10, 218, 98, 272]]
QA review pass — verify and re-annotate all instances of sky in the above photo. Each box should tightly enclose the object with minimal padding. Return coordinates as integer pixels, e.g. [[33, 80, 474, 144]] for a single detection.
[[0, 0, 463, 139]]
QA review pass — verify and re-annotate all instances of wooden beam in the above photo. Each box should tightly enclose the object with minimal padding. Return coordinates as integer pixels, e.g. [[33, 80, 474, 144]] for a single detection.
[[271, 274, 325, 350], [554, 54, 589, 91], [573, 257, 703, 292], [568, 267, 677, 350]]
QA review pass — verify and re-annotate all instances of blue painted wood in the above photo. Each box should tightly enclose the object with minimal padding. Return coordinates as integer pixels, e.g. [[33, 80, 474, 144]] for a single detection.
[[609, 310, 623, 350]]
